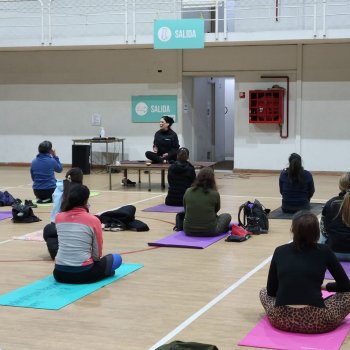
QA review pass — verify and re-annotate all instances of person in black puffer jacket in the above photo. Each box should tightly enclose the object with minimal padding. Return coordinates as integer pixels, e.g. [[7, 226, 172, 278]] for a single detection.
[[145, 116, 179, 164], [165, 148, 196, 206]]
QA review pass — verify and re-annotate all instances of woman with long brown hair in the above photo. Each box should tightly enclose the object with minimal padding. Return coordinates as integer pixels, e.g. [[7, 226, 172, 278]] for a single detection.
[[183, 167, 231, 237]]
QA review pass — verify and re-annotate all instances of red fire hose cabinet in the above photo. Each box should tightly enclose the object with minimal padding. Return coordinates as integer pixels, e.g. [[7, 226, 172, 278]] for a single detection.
[[249, 89, 284, 124]]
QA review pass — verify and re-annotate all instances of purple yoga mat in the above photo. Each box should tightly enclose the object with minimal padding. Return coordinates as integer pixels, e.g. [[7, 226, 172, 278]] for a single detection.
[[142, 204, 184, 213], [239, 315, 350, 350], [148, 230, 228, 249], [325, 261, 350, 280], [0, 211, 12, 221]]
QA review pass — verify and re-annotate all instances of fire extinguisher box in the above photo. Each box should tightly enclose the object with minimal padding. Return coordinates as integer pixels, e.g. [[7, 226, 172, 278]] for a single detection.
[[249, 89, 284, 124]]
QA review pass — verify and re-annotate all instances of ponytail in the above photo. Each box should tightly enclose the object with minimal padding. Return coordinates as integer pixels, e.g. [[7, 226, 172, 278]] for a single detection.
[[287, 153, 304, 183], [340, 191, 350, 226], [60, 179, 72, 212]]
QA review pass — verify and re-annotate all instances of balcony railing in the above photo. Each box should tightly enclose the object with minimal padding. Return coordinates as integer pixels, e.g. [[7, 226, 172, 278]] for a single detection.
[[1, 0, 350, 47]]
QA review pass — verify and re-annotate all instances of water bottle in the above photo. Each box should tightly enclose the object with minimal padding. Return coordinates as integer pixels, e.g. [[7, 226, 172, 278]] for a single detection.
[[100, 127, 105, 138]]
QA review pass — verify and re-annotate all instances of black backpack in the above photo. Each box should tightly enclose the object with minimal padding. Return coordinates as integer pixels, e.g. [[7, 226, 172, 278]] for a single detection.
[[12, 203, 41, 223], [0, 191, 16, 206], [238, 199, 270, 234]]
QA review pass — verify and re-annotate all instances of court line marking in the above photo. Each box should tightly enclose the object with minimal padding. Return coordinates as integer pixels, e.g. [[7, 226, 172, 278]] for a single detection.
[[149, 254, 273, 350], [0, 194, 165, 246]]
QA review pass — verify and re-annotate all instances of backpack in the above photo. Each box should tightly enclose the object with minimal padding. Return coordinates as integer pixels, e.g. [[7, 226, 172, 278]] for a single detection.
[[12, 202, 41, 223], [238, 199, 270, 234], [174, 211, 185, 231], [0, 191, 16, 206]]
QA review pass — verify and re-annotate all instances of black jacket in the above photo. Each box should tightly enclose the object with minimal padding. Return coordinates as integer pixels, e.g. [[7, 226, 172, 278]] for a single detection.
[[99, 205, 149, 231], [322, 192, 350, 253], [165, 161, 196, 206], [279, 169, 315, 211], [153, 129, 179, 161]]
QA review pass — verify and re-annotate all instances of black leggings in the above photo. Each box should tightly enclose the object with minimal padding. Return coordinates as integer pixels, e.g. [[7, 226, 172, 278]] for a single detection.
[[53, 254, 121, 284], [43, 223, 58, 260], [33, 188, 55, 201]]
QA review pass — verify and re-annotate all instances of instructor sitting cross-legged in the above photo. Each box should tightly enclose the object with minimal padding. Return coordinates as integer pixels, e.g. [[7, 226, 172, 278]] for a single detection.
[[145, 116, 179, 164]]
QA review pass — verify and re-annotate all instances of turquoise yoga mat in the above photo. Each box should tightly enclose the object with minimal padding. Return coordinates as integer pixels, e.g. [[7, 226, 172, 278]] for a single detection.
[[0, 263, 143, 310]]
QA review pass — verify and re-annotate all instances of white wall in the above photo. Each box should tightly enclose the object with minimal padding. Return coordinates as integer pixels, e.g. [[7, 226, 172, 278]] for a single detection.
[[0, 83, 180, 164], [1, 43, 350, 172]]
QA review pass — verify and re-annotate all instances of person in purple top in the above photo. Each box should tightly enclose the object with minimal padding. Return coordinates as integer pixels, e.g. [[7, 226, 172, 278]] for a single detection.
[[30, 140, 63, 203]]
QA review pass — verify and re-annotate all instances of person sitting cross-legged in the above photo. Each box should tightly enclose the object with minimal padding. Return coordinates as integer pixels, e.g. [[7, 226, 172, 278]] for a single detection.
[[53, 184, 122, 284], [165, 147, 196, 207]]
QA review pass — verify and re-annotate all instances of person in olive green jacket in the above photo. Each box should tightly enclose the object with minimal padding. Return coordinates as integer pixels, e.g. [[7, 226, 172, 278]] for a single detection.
[[183, 167, 231, 237]]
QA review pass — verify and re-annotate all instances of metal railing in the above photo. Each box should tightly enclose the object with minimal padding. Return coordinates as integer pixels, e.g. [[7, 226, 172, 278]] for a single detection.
[[1, 0, 350, 47]]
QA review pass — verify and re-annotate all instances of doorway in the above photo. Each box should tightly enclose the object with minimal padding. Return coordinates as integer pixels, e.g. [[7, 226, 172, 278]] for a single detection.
[[183, 76, 235, 170]]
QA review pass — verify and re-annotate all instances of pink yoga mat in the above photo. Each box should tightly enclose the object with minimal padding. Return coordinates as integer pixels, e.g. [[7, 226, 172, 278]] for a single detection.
[[325, 262, 350, 280], [239, 316, 350, 350], [0, 211, 12, 220], [142, 204, 184, 213], [148, 230, 228, 249]]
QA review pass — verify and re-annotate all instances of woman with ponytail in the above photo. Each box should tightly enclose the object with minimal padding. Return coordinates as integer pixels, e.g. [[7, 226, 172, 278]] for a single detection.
[[53, 184, 122, 284], [320, 173, 350, 261], [279, 153, 315, 213], [43, 168, 83, 259]]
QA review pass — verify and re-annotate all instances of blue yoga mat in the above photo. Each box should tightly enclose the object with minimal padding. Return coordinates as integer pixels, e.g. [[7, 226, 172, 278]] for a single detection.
[[0, 263, 143, 310]]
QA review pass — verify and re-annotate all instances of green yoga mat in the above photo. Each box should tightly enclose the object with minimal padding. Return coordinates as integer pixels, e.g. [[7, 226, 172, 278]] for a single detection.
[[0, 263, 143, 310], [269, 202, 325, 220]]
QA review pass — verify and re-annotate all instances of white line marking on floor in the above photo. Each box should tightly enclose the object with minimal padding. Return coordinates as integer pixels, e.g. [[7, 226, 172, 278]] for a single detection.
[[0, 194, 165, 246], [96, 194, 164, 214], [149, 255, 273, 350], [0, 239, 13, 245]]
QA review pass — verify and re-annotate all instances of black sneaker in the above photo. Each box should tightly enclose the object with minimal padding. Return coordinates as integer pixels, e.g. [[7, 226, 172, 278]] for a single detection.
[[103, 223, 111, 231], [121, 178, 136, 186], [25, 200, 37, 208], [36, 198, 52, 204], [110, 223, 126, 232]]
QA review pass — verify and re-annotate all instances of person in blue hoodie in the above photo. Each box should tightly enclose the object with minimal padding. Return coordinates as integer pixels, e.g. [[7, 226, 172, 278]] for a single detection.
[[30, 140, 63, 203], [165, 148, 196, 206], [43, 167, 83, 260], [279, 153, 315, 213]]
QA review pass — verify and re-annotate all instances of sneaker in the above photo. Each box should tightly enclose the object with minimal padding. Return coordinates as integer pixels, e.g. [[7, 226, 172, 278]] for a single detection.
[[121, 178, 136, 186], [110, 223, 126, 232], [37, 198, 52, 204], [25, 200, 37, 208], [103, 223, 111, 231]]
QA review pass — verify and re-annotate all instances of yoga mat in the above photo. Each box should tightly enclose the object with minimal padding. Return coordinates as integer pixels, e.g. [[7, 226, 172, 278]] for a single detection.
[[238, 315, 350, 350], [148, 230, 228, 249], [0, 263, 143, 310], [269, 202, 324, 220], [13, 230, 44, 242], [90, 191, 100, 197], [0, 211, 12, 220], [142, 204, 184, 213], [325, 261, 350, 280]]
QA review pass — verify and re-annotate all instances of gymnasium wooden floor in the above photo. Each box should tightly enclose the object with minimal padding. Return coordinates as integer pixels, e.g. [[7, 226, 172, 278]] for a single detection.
[[0, 166, 346, 350]]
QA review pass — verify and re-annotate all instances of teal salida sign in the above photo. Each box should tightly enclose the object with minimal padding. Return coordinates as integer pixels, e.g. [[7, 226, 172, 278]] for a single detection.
[[132, 95, 177, 123], [154, 19, 204, 49]]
